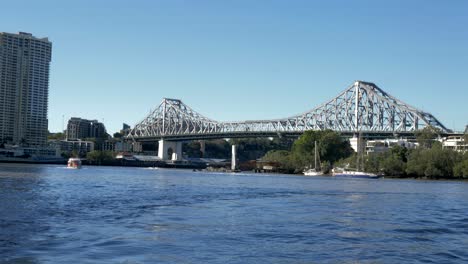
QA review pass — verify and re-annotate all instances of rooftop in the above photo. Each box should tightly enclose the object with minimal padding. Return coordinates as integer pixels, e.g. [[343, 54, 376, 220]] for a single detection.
[[0, 31, 50, 42]]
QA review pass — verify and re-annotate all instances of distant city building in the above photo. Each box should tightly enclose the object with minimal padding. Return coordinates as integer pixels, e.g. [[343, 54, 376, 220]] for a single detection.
[[0, 32, 52, 146], [101, 140, 116, 152], [121, 123, 131, 136], [66, 117, 108, 140], [132, 142, 143, 152], [102, 139, 141, 153], [49, 139, 95, 155]]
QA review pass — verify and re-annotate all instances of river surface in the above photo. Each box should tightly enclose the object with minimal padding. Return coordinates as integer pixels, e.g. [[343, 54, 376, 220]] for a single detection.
[[1, 164, 468, 263]]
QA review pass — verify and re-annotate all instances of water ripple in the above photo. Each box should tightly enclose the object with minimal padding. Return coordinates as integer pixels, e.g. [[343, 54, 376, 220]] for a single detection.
[[1, 164, 468, 263]]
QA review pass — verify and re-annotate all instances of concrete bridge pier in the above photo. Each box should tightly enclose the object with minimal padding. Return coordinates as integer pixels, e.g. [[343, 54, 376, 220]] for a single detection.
[[158, 139, 182, 161], [231, 144, 238, 171], [199, 140, 206, 158]]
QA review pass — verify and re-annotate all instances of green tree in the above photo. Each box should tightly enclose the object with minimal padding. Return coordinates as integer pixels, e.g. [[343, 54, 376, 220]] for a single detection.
[[205, 139, 231, 159], [381, 155, 406, 176], [262, 150, 294, 171], [291, 130, 353, 169], [363, 153, 385, 174], [454, 159, 468, 178], [230, 138, 293, 161], [415, 126, 440, 149], [390, 145, 408, 162], [48, 132, 65, 140], [318, 132, 353, 164], [113, 132, 123, 138], [406, 144, 461, 178], [86, 151, 115, 165], [183, 141, 203, 158]]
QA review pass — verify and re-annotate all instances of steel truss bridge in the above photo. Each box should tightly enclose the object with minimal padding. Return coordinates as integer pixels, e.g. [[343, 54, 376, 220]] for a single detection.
[[126, 81, 450, 142]]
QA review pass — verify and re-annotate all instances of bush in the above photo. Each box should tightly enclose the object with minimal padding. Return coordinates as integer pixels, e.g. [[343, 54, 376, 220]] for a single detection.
[[406, 145, 461, 178]]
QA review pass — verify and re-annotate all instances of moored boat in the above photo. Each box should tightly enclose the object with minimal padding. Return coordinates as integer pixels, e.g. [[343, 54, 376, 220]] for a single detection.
[[332, 169, 380, 179], [67, 158, 82, 169], [303, 169, 324, 176], [303, 141, 323, 176], [331, 133, 380, 179]]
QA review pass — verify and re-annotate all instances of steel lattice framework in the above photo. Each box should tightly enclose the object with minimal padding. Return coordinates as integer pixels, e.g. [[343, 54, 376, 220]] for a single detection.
[[127, 81, 450, 141]]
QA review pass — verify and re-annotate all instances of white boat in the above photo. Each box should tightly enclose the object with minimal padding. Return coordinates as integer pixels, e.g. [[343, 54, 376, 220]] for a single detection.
[[303, 141, 323, 176], [67, 158, 82, 169], [331, 133, 379, 179], [303, 169, 323, 176], [332, 169, 379, 179]]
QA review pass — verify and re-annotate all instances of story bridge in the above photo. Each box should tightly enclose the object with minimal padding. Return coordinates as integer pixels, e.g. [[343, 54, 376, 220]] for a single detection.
[[126, 81, 450, 160]]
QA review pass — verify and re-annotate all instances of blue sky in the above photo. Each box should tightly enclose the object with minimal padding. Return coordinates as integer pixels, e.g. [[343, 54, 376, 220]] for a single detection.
[[1, 0, 467, 133]]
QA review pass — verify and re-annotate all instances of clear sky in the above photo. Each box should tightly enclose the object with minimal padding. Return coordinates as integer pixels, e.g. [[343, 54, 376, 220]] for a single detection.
[[1, 0, 467, 133]]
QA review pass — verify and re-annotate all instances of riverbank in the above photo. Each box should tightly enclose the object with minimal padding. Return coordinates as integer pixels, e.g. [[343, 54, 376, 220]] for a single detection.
[[0, 158, 207, 169], [2, 160, 466, 181]]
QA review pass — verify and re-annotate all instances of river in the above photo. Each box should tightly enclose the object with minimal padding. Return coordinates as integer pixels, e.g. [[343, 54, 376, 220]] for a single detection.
[[1, 163, 468, 263]]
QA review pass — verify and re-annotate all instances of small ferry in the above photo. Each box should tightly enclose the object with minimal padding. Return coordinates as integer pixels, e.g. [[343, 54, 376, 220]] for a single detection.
[[67, 158, 82, 169]]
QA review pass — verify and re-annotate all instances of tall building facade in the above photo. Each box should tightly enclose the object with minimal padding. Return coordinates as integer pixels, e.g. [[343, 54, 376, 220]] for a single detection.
[[66, 117, 108, 140], [0, 32, 52, 146]]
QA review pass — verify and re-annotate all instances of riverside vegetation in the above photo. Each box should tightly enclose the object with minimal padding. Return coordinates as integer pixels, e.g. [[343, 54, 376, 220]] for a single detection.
[[69, 127, 468, 178], [262, 128, 468, 179]]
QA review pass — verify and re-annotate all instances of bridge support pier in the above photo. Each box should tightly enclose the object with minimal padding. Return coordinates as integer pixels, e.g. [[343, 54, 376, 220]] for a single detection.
[[231, 144, 238, 171], [158, 140, 182, 161], [199, 140, 206, 158]]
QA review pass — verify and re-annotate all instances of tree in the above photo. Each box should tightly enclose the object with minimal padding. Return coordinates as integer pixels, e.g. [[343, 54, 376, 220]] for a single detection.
[[291, 130, 353, 169], [230, 137, 293, 161], [183, 141, 203, 158], [262, 150, 294, 171], [113, 132, 123, 138], [48, 132, 65, 140], [415, 126, 440, 149], [318, 132, 353, 164], [381, 155, 406, 176], [406, 144, 461, 178], [390, 145, 408, 162], [364, 153, 384, 174], [86, 151, 115, 165], [454, 159, 468, 178]]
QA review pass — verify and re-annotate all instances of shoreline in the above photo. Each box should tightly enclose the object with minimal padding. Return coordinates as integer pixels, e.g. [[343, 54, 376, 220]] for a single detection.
[[1, 160, 467, 181]]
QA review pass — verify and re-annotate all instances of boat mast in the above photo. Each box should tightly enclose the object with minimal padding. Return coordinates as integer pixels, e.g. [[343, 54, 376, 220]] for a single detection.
[[356, 134, 360, 171], [314, 141, 317, 171]]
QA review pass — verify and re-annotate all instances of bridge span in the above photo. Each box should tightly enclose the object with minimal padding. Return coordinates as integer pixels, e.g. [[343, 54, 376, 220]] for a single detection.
[[127, 81, 450, 140], [126, 81, 451, 160]]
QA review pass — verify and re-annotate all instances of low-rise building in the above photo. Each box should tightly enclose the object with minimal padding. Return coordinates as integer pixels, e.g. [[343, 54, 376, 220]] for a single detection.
[[365, 139, 417, 154], [441, 136, 467, 152], [101, 140, 116, 152], [0, 146, 60, 159], [102, 139, 141, 152], [49, 140, 95, 156]]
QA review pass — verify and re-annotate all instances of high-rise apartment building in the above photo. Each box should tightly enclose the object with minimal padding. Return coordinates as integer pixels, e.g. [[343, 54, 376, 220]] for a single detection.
[[0, 32, 52, 146]]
